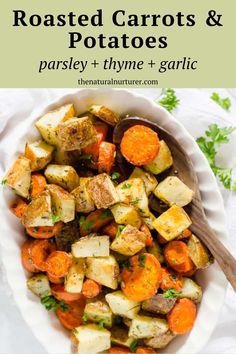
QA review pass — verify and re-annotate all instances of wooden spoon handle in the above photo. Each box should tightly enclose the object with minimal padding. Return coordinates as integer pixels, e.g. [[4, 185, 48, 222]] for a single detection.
[[191, 222, 236, 291]]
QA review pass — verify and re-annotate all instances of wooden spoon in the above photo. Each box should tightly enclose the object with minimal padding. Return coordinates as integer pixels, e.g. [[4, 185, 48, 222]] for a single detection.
[[113, 116, 236, 291]]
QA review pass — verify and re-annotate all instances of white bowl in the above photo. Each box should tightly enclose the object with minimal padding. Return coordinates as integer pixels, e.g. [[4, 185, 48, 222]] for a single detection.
[[0, 89, 228, 354]]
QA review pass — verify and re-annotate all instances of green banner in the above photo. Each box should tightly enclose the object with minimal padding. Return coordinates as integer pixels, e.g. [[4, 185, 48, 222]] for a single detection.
[[0, 0, 235, 87]]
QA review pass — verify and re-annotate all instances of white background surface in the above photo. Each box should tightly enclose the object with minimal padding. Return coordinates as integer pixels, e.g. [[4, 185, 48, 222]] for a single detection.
[[0, 88, 235, 353]]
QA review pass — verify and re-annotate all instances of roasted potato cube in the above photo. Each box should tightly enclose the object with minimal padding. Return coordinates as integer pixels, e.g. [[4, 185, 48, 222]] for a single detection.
[[116, 178, 150, 217], [110, 225, 146, 256], [129, 315, 168, 339], [71, 177, 95, 213], [105, 291, 140, 319], [154, 176, 194, 207], [22, 191, 53, 227], [65, 259, 85, 294], [55, 220, 80, 252], [129, 167, 158, 195], [54, 148, 80, 165], [44, 164, 79, 191], [88, 173, 119, 209], [111, 326, 136, 347], [25, 140, 54, 171], [152, 205, 192, 241], [187, 234, 210, 269], [71, 324, 110, 354], [110, 203, 142, 229], [58, 116, 97, 151], [27, 274, 51, 298], [147, 240, 164, 264], [47, 184, 75, 223], [179, 277, 202, 303], [72, 235, 110, 258], [35, 103, 75, 145], [144, 140, 173, 175], [142, 212, 156, 230], [89, 105, 120, 126], [5, 155, 31, 198], [84, 301, 113, 327], [85, 256, 119, 289], [142, 294, 176, 315], [144, 330, 176, 349]]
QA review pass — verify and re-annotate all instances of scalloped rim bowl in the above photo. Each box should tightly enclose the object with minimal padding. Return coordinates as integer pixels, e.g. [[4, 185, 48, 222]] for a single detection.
[[0, 89, 228, 354]]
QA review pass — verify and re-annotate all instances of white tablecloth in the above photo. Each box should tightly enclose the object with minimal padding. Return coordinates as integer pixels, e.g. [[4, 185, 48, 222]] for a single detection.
[[0, 88, 235, 353]]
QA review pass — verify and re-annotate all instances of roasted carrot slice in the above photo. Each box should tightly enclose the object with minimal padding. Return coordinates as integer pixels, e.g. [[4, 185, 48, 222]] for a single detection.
[[177, 228, 192, 240], [164, 241, 194, 273], [79, 209, 113, 236], [140, 223, 153, 247], [31, 239, 56, 272], [82, 279, 102, 299], [56, 299, 86, 330], [30, 173, 47, 198], [121, 253, 162, 302], [51, 284, 84, 302], [10, 198, 28, 219], [108, 347, 130, 354], [82, 122, 109, 168], [160, 267, 183, 292], [21, 239, 38, 273], [168, 298, 197, 334], [47, 273, 64, 284], [98, 142, 116, 174], [136, 347, 156, 354], [102, 221, 118, 239], [25, 222, 63, 239], [120, 125, 160, 166], [46, 251, 72, 278]]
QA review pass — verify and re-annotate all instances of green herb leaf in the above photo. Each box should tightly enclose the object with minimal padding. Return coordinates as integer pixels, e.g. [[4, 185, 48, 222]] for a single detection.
[[121, 182, 131, 190], [138, 254, 146, 268], [116, 224, 126, 238], [196, 124, 236, 190], [111, 172, 120, 181], [84, 220, 94, 232], [157, 88, 180, 112], [98, 319, 106, 328], [82, 313, 88, 322], [52, 214, 60, 224], [1, 179, 7, 185], [41, 295, 68, 312], [131, 197, 141, 205], [99, 209, 112, 220], [129, 339, 138, 353], [78, 215, 86, 226], [121, 258, 131, 270], [163, 288, 181, 299], [211, 92, 231, 111]]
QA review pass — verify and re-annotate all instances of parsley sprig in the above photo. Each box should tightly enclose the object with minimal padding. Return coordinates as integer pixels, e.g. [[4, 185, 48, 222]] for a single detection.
[[1, 179, 7, 185], [196, 124, 236, 190], [211, 92, 231, 111], [129, 339, 138, 353], [163, 288, 181, 299], [52, 214, 60, 224], [41, 295, 69, 312], [157, 88, 180, 112]]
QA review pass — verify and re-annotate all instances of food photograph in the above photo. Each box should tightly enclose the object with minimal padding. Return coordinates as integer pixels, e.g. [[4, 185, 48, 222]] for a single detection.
[[0, 88, 236, 354]]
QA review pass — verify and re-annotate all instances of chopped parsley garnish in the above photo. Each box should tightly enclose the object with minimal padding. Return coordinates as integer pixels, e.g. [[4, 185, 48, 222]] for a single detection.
[[138, 254, 146, 268], [52, 214, 60, 224], [129, 339, 138, 353], [121, 182, 131, 190], [99, 209, 112, 220], [98, 319, 106, 328], [84, 220, 94, 232], [116, 224, 126, 238], [211, 92, 231, 111], [162, 288, 181, 299], [111, 172, 120, 181], [1, 179, 7, 185], [196, 124, 236, 190], [121, 258, 131, 270], [157, 88, 180, 112], [41, 295, 69, 312], [131, 197, 141, 205], [82, 313, 88, 322], [78, 215, 85, 226]]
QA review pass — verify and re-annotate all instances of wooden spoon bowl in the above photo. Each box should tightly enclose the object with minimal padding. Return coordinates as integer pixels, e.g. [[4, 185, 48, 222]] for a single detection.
[[113, 116, 236, 291]]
